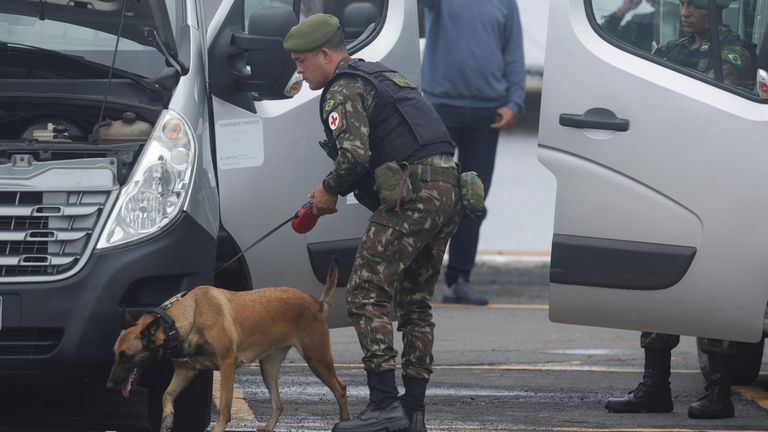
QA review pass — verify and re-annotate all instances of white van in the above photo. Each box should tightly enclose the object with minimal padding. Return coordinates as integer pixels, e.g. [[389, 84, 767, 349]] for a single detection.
[[0, 0, 418, 430], [540, 0, 767, 384]]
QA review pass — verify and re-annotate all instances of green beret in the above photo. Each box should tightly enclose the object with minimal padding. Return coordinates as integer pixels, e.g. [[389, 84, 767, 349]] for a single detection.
[[283, 13, 341, 52]]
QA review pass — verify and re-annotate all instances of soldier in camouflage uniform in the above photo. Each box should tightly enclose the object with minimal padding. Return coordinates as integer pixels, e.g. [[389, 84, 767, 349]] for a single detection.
[[284, 13, 463, 432], [605, 0, 755, 421]]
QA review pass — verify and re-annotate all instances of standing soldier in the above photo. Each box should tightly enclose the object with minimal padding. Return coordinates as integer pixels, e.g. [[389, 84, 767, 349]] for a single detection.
[[605, 0, 755, 420], [283, 13, 466, 432]]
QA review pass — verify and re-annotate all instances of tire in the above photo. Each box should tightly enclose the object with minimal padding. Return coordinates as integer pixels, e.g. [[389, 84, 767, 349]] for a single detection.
[[697, 336, 765, 385], [145, 360, 213, 432]]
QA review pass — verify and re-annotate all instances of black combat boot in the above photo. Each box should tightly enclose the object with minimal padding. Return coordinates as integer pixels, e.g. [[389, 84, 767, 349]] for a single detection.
[[399, 375, 428, 432], [332, 370, 410, 432], [688, 353, 734, 419], [605, 348, 674, 413]]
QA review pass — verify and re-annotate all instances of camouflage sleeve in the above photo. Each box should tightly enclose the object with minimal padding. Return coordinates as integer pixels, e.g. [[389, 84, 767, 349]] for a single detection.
[[321, 77, 371, 196], [713, 45, 756, 89]]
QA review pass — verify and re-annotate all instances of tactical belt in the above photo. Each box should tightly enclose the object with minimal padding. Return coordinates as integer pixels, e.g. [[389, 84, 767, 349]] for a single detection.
[[408, 164, 459, 187]]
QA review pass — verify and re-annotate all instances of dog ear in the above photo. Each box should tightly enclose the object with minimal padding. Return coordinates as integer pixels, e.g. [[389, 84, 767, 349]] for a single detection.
[[122, 309, 137, 329], [140, 318, 166, 350], [140, 318, 161, 340]]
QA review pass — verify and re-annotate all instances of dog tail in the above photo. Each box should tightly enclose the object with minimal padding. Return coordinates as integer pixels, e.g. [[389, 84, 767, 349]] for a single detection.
[[319, 259, 338, 320]]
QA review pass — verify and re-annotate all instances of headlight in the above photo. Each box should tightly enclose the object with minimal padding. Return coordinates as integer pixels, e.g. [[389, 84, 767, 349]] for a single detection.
[[97, 110, 196, 249]]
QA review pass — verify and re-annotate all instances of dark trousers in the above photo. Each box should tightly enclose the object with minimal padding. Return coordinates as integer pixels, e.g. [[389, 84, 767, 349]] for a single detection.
[[433, 104, 500, 285]]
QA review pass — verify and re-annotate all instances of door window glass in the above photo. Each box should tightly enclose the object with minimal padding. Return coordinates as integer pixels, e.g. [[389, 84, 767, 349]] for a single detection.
[[244, 0, 384, 52], [590, 0, 767, 97]]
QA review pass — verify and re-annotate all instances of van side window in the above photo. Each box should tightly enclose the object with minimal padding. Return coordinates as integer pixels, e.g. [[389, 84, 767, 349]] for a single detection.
[[589, 0, 767, 98], [244, 1, 384, 52]]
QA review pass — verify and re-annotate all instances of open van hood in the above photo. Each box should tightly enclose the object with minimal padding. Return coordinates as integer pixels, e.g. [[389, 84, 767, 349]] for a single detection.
[[0, 0, 177, 56]]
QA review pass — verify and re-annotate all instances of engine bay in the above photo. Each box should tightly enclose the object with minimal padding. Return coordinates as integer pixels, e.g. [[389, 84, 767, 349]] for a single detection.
[[0, 100, 160, 184]]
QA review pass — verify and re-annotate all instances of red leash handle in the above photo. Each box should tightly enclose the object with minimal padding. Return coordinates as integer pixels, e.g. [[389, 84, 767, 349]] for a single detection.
[[291, 201, 319, 234]]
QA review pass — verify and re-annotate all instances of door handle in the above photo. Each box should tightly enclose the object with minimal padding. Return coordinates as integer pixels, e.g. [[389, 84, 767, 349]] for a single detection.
[[559, 108, 630, 132]]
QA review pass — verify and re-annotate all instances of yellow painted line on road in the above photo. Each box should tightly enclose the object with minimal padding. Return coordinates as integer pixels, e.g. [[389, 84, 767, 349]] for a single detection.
[[212, 371, 255, 424], [734, 385, 768, 411], [435, 303, 548, 309], [257, 362, 701, 374], [236, 366, 767, 420], [430, 427, 768, 432]]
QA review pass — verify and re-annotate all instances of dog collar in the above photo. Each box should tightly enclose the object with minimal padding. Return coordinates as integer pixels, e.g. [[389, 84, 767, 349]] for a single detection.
[[147, 306, 186, 360]]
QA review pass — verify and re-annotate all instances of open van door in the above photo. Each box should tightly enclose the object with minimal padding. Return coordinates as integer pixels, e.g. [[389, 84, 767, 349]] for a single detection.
[[539, 0, 768, 342], [204, 0, 420, 327]]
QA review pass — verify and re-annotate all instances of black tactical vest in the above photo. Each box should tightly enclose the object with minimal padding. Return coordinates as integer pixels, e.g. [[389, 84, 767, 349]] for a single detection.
[[319, 59, 454, 211], [655, 30, 755, 89], [320, 59, 453, 167]]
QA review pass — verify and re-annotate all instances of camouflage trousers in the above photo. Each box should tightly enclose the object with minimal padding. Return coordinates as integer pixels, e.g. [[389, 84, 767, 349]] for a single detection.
[[640, 332, 736, 354], [346, 179, 462, 380]]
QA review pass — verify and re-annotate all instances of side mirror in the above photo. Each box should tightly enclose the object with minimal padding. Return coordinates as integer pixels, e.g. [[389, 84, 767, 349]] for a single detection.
[[758, 69, 768, 99], [231, 6, 299, 100]]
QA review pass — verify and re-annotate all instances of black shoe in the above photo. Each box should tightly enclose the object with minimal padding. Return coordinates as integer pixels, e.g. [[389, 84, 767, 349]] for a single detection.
[[442, 277, 489, 305], [401, 404, 426, 432], [688, 385, 734, 419], [688, 352, 734, 419], [332, 399, 410, 432], [400, 375, 427, 431], [605, 382, 673, 413]]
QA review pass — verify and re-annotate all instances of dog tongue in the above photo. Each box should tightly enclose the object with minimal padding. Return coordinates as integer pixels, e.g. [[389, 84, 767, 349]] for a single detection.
[[122, 369, 137, 398]]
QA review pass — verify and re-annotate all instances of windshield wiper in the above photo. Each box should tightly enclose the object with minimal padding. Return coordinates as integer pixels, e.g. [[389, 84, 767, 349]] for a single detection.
[[0, 40, 162, 93]]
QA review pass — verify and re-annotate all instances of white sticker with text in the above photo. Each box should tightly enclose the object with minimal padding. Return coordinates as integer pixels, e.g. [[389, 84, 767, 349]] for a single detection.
[[215, 118, 264, 169]]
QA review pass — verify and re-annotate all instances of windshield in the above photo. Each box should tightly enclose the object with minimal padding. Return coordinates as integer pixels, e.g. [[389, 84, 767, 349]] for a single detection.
[[0, 0, 184, 78]]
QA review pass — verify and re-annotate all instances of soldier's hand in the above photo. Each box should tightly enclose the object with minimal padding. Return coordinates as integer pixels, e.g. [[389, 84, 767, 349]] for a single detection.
[[491, 107, 516, 130], [309, 184, 338, 216]]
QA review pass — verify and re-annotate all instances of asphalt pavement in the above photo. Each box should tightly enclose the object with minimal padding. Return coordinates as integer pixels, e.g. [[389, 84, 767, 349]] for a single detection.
[[2, 264, 767, 431], [211, 264, 768, 432]]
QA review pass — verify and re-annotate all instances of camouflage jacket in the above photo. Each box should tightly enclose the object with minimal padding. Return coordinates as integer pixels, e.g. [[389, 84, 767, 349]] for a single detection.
[[654, 26, 756, 89], [320, 59, 377, 196]]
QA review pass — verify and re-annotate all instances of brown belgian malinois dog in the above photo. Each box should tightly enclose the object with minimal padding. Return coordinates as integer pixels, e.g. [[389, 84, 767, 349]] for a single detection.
[[106, 261, 349, 432]]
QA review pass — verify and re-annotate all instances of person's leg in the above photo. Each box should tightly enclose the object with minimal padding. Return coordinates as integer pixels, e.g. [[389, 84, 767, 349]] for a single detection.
[[436, 104, 498, 305], [396, 248, 438, 432], [688, 338, 736, 419], [605, 332, 679, 413], [447, 121, 498, 277], [335, 179, 460, 432], [333, 222, 415, 432], [395, 184, 461, 431]]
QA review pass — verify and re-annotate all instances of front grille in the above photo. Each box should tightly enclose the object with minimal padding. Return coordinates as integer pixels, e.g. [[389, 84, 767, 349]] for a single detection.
[[0, 191, 109, 278], [0, 328, 63, 356]]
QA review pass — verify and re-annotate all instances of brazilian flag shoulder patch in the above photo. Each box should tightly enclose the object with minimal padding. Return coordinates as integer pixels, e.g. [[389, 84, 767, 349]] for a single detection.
[[324, 98, 336, 114]]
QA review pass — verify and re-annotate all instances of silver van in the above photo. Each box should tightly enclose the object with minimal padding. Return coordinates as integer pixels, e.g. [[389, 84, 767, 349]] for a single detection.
[[0, 0, 419, 430], [540, 0, 768, 387]]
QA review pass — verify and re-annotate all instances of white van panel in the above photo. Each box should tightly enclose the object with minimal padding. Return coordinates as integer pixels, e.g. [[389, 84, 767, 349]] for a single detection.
[[209, 0, 418, 327], [540, 0, 768, 342]]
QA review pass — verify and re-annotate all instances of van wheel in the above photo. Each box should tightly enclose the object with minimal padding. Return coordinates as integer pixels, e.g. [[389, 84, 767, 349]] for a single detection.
[[145, 360, 213, 432], [697, 337, 765, 385]]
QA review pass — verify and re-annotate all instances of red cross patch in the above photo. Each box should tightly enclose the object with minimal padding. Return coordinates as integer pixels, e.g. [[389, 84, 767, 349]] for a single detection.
[[328, 112, 340, 130]]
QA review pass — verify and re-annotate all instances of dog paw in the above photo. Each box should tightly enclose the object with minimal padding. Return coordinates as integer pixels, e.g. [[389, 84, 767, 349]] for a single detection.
[[159, 413, 174, 432]]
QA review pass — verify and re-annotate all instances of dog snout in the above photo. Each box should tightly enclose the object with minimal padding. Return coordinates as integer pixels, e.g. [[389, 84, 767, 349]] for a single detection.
[[106, 364, 127, 389]]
